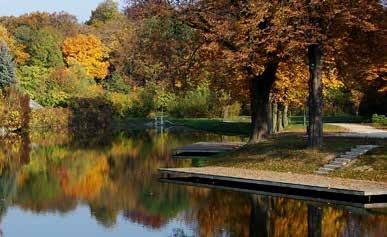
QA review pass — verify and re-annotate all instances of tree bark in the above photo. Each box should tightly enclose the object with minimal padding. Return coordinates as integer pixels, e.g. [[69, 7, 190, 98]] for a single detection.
[[249, 61, 278, 143], [223, 105, 229, 121], [277, 103, 284, 132], [268, 95, 273, 134], [271, 102, 278, 133], [307, 44, 323, 148], [283, 104, 289, 128]]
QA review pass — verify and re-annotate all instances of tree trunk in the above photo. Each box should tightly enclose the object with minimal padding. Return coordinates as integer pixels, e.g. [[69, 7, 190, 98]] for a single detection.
[[307, 44, 323, 148], [272, 102, 278, 133], [268, 95, 273, 134], [249, 61, 278, 143], [283, 104, 289, 128], [223, 105, 229, 121], [277, 103, 284, 132]]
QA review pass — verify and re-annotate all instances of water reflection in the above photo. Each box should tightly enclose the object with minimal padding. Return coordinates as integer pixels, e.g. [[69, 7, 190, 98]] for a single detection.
[[0, 129, 386, 236]]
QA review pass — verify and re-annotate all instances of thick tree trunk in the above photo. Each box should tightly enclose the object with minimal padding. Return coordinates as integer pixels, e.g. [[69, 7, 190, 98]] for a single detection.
[[271, 102, 278, 133], [307, 44, 323, 148], [249, 62, 278, 143], [283, 104, 289, 128]]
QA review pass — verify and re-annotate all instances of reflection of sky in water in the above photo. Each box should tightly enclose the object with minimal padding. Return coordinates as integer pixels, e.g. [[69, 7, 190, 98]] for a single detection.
[[0, 130, 386, 236], [2, 206, 194, 237]]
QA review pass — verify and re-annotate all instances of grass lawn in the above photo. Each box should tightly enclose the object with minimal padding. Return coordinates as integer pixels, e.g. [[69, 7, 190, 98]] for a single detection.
[[328, 145, 387, 182], [204, 134, 386, 182], [112, 118, 152, 130], [367, 123, 387, 130], [170, 118, 347, 135]]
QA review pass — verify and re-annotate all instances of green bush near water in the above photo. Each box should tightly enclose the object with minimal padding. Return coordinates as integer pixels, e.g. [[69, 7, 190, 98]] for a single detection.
[[372, 114, 387, 126]]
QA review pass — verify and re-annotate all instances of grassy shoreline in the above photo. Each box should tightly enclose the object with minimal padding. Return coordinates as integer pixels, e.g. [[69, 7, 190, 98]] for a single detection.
[[171, 118, 386, 182]]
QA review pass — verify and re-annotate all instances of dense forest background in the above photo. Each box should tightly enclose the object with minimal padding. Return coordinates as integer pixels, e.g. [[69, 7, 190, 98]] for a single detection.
[[0, 0, 386, 125]]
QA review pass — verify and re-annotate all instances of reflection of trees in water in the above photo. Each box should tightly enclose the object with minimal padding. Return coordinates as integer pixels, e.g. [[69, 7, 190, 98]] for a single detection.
[[339, 211, 387, 237], [185, 193, 387, 237], [249, 195, 269, 237], [308, 205, 322, 237], [1, 130, 386, 236], [89, 204, 119, 228], [186, 190, 251, 237], [0, 130, 230, 229], [124, 209, 168, 229]]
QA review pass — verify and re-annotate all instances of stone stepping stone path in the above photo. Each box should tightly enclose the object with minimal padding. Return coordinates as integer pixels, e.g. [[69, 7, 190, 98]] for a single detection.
[[315, 145, 379, 176]]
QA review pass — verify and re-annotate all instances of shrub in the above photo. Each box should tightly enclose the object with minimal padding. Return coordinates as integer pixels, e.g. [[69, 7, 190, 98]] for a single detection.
[[69, 97, 112, 129], [223, 102, 241, 119], [0, 87, 30, 132], [167, 83, 222, 118], [17, 65, 51, 100], [103, 73, 131, 94], [128, 84, 157, 117], [18, 65, 104, 107], [106, 92, 132, 118], [30, 108, 72, 129], [372, 114, 387, 126]]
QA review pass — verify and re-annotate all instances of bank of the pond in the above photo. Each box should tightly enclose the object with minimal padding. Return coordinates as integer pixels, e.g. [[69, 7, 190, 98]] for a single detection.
[[204, 136, 386, 182]]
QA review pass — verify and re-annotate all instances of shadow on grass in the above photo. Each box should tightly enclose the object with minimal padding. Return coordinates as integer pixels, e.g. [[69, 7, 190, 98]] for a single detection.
[[205, 135, 387, 175]]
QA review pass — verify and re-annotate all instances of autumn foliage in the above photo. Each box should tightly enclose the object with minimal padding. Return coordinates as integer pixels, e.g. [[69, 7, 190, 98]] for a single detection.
[[62, 34, 109, 80]]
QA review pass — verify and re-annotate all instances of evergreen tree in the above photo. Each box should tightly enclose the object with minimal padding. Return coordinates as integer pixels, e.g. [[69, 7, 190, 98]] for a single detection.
[[0, 41, 16, 91]]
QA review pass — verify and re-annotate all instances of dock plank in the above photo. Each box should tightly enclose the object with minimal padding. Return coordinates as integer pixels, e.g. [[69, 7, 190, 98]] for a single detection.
[[159, 167, 387, 196]]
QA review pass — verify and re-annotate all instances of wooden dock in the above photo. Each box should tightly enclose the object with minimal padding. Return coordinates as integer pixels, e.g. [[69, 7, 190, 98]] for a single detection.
[[159, 167, 387, 206], [172, 142, 244, 157]]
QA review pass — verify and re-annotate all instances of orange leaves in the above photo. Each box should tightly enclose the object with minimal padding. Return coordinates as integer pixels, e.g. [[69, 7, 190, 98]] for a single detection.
[[365, 65, 387, 94], [61, 154, 109, 200], [62, 34, 109, 80]]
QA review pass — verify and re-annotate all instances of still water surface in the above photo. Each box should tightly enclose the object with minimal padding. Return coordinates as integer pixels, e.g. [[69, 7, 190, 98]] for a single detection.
[[0, 129, 386, 236]]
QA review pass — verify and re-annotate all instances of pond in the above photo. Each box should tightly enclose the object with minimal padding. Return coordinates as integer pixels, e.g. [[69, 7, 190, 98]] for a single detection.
[[0, 129, 386, 236]]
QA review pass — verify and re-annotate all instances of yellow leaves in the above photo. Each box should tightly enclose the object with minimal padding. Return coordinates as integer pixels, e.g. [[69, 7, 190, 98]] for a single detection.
[[0, 24, 29, 65], [323, 70, 344, 91], [62, 34, 109, 80], [62, 154, 109, 200]]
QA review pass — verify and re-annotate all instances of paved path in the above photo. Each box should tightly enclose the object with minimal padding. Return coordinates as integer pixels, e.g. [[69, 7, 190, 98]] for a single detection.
[[328, 123, 387, 138]]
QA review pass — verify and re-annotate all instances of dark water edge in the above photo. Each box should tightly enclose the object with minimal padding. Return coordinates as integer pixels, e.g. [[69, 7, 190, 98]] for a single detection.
[[0, 129, 386, 237]]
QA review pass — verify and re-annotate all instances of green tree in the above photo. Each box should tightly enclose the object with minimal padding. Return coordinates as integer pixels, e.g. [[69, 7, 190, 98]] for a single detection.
[[0, 42, 16, 90], [87, 0, 120, 26], [28, 28, 64, 68]]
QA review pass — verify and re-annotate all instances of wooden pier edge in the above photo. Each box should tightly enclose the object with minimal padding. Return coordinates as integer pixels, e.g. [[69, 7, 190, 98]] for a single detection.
[[159, 167, 387, 197], [159, 177, 387, 209]]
